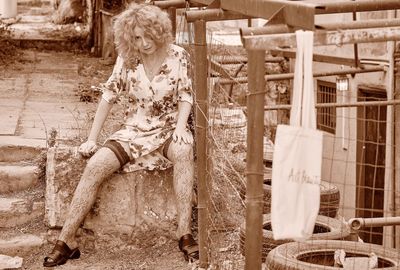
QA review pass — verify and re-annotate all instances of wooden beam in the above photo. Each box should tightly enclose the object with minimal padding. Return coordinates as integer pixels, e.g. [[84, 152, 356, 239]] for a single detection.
[[242, 27, 400, 50]]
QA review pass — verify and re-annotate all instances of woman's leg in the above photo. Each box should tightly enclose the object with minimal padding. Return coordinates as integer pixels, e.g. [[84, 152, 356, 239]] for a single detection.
[[166, 140, 195, 238], [58, 147, 121, 247]]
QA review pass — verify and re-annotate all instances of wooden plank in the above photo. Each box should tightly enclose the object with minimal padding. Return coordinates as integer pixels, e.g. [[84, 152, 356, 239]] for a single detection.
[[242, 27, 400, 50]]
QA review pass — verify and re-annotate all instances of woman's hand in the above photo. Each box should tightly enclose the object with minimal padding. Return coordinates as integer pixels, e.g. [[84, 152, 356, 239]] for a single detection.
[[78, 140, 98, 157], [172, 127, 193, 144]]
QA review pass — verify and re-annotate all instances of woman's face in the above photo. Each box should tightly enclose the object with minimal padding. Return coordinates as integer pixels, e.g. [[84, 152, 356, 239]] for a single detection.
[[133, 26, 157, 56]]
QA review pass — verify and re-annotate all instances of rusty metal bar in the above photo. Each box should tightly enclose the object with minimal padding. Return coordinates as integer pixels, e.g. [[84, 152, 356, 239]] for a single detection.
[[153, 0, 186, 8], [240, 24, 290, 37], [218, 66, 385, 85], [220, 0, 317, 21], [185, 8, 250, 22], [191, 0, 215, 5], [316, 18, 400, 30], [271, 49, 359, 66], [167, 7, 177, 40], [315, 0, 400, 14], [349, 217, 400, 231], [242, 26, 400, 50], [241, 19, 400, 38], [245, 49, 265, 270], [210, 59, 234, 80], [219, 0, 400, 19], [211, 55, 284, 65], [153, 0, 204, 9], [193, 19, 210, 269], [264, 99, 400, 111]]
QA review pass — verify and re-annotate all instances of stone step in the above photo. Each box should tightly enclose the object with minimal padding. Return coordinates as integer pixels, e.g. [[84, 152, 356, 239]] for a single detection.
[[7, 22, 87, 41], [0, 233, 44, 257], [0, 162, 40, 193], [0, 136, 46, 162], [2, 3, 88, 51], [0, 254, 23, 270], [6, 22, 88, 50], [0, 197, 44, 228], [18, 0, 52, 5]]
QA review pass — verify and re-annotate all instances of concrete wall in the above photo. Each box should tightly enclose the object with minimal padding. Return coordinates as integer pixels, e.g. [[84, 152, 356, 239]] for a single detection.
[[313, 11, 393, 220]]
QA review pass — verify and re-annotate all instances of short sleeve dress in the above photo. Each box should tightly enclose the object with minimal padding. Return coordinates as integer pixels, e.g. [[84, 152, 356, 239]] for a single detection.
[[99, 44, 193, 173]]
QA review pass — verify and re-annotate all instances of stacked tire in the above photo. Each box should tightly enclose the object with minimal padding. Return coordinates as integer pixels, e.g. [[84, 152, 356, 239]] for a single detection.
[[265, 240, 400, 269], [239, 214, 350, 262], [239, 179, 340, 218]]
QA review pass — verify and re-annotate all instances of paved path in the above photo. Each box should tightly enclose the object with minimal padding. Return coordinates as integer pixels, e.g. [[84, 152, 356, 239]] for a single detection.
[[0, 50, 98, 149]]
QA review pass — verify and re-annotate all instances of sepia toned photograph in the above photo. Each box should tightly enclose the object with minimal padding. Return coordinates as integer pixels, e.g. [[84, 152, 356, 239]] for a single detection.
[[1, 0, 400, 269]]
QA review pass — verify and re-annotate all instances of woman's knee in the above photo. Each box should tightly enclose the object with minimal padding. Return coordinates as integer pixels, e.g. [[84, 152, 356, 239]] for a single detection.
[[167, 141, 193, 163], [82, 148, 120, 179]]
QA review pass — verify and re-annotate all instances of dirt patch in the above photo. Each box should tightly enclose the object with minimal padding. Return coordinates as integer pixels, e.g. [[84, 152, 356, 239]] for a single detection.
[[0, 28, 23, 66]]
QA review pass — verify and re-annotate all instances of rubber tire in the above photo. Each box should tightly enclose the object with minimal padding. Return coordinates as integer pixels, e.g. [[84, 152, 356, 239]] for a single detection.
[[319, 181, 340, 218], [239, 214, 350, 262], [266, 240, 400, 270], [240, 180, 340, 217]]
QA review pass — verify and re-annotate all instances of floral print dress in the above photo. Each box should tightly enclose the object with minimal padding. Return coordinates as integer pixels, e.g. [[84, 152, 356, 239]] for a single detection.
[[100, 44, 193, 172]]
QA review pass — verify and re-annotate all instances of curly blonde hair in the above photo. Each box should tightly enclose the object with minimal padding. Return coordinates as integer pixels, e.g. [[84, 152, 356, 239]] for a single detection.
[[113, 3, 173, 64]]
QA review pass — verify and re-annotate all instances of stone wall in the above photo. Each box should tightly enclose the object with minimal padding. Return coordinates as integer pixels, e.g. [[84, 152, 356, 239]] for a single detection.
[[45, 145, 177, 237]]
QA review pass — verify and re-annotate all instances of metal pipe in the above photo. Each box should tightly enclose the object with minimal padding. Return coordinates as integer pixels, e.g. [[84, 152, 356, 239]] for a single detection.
[[316, 0, 400, 14], [263, 99, 400, 111], [193, 19, 210, 269], [211, 55, 284, 65], [153, 0, 204, 9], [240, 19, 400, 40], [271, 49, 359, 67], [242, 26, 400, 50], [240, 24, 289, 37], [185, 8, 250, 22], [317, 18, 400, 30], [383, 9, 397, 248], [168, 7, 177, 40], [153, 0, 186, 8], [352, 0, 359, 70], [245, 49, 265, 270], [217, 66, 385, 85], [349, 217, 400, 231]]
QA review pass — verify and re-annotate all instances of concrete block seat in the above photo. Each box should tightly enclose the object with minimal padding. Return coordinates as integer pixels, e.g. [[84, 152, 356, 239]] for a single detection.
[[45, 145, 178, 237]]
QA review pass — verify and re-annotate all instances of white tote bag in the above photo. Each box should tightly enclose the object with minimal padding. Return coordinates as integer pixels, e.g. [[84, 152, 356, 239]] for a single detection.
[[271, 30, 323, 241]]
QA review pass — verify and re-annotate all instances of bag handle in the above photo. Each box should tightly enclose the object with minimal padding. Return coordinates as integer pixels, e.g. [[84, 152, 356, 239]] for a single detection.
[[289, 31, 304, 127], [289, 30, 317, 129]]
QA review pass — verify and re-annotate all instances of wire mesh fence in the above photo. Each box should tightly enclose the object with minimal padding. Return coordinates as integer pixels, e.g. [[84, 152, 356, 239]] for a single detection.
[[174, 9, 400, 269]]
